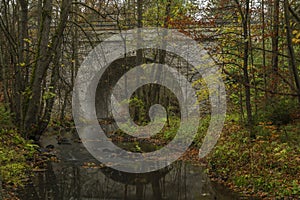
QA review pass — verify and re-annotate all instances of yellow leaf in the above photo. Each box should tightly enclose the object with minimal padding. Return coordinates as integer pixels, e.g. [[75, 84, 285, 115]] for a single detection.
[[292, 30, 298, 35], [23, 38, 32, 44]]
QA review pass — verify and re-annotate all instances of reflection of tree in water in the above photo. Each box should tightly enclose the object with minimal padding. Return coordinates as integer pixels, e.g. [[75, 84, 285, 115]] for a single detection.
[[54, 163, 170, 200], [27, 162, 60, 200], [100, 164, 171, 200], [27, 160, 238, 200]]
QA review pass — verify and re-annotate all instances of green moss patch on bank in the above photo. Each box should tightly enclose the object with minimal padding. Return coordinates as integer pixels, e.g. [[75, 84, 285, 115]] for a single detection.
[[0, 105, 38, 199]]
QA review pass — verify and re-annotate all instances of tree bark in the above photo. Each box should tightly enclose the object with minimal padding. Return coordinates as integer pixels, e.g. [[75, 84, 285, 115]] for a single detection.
[[261, 0, 267, 100], [270, 0, 279, 93], [23, 0, 53, 138], [38, 0, 72, 137], [235, 0, 254, 137], [24, 0, 72, 139], [15, 0, 28, 127], [284, 0, 300, 104]]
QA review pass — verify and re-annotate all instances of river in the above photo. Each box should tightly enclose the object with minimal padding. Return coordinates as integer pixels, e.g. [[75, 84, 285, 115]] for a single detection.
[[19, 131, 243, 200]]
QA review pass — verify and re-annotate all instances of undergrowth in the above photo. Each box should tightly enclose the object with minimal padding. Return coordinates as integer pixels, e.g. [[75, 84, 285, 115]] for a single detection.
[[207, 114, 300, 198], [0, 105, 38, 199]]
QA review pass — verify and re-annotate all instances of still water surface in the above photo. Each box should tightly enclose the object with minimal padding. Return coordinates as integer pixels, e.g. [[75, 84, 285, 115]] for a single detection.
[[19, 133, 241, 200]]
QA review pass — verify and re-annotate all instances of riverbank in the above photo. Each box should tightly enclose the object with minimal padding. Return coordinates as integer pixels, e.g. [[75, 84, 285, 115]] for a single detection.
[[0, 105, 40, 200], [204, 118, 300, 199], [0, 128, 38, 200]]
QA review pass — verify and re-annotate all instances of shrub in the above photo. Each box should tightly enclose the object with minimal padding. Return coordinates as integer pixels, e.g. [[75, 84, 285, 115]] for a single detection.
[[0, 105, 13, 128], [264, 98, 297, 126]]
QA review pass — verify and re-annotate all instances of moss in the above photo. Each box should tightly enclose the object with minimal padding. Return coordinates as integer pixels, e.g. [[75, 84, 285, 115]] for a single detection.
[[0, 105, 37, 191], [0, 129, 38, 188]]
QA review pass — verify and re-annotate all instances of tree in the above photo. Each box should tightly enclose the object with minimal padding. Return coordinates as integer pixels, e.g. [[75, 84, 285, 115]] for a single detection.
[[239, 0, 254, 136], [0, 0, 72, 139], [284, 0, 300, 104], [270, 0, 280, 94]]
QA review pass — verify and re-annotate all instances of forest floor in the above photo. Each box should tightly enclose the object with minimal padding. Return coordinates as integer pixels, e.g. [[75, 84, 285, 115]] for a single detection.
[[0, 129, 38, 200], [202, 118, 300, 199]]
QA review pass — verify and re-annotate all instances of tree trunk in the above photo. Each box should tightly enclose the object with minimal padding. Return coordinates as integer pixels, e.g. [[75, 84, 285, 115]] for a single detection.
[[24, 0, 72, 139], [23, 0, 53, 138], [270, 0, 279, 93], [240, 0, 254, 137], [284, 0, 300, 104], [38, 0, 72, 138], [261, 0, 267, 101], [135, 0, 143, 122], [150, 0, 171, 114], [15, 0, 28, 127]]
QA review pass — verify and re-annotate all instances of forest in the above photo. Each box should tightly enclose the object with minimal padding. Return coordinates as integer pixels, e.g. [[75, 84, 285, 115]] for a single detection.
[[0, 0, 299, 199]]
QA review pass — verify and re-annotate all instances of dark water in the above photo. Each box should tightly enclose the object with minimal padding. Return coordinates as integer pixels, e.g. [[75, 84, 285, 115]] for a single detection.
[[19, 133, 241, 200]]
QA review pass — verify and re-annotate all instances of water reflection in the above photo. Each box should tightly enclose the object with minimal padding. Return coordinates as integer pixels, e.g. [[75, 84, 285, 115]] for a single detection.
[[21, 160, 240, 200], [18, 132, 240, 200]]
